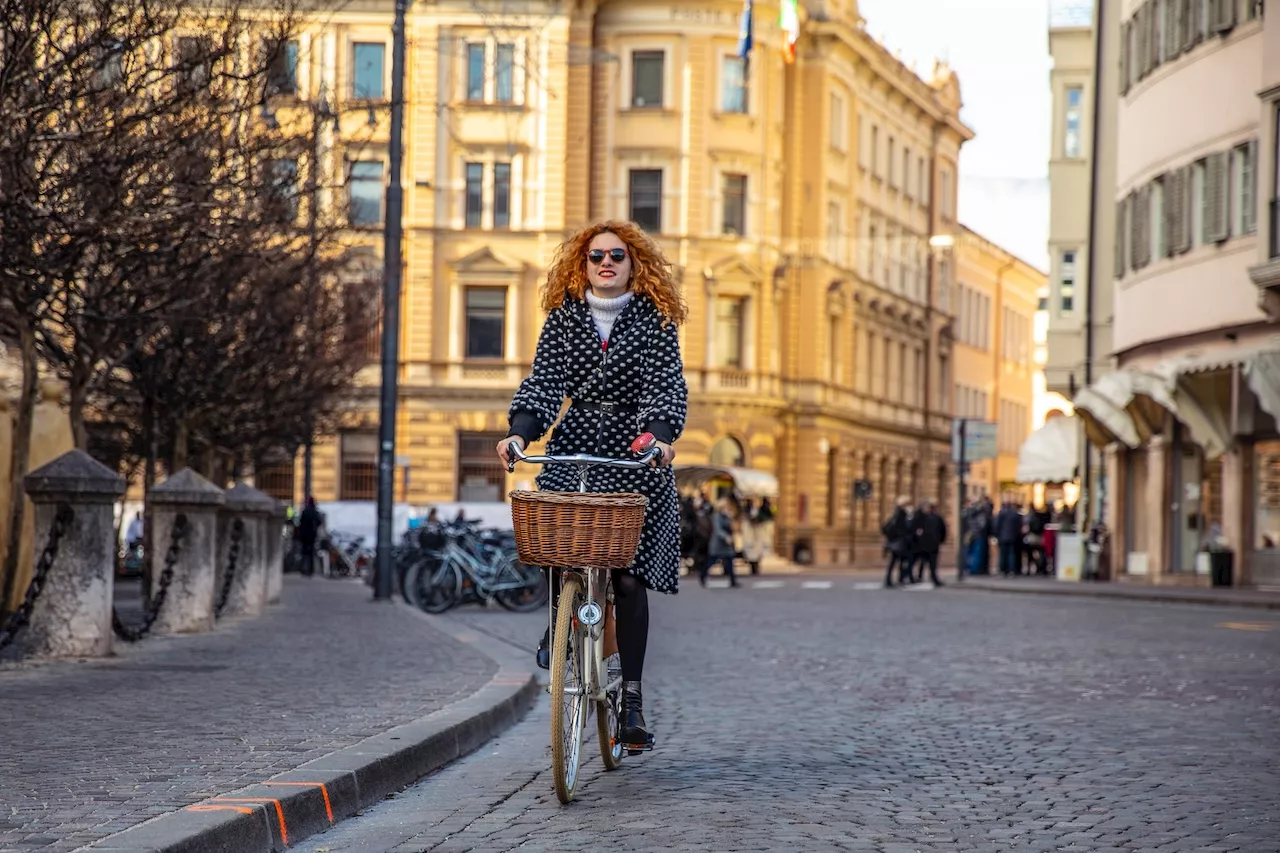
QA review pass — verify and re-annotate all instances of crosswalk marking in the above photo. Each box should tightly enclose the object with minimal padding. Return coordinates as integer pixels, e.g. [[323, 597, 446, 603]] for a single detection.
[[690, 577, 945, 593], [801, 581, 833, 589], [852, 582, 883, 590], [752, 580, 786, 589]]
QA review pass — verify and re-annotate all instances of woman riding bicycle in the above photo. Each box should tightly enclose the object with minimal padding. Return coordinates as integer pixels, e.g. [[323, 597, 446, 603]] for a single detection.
[[496, 220, 688, 750]]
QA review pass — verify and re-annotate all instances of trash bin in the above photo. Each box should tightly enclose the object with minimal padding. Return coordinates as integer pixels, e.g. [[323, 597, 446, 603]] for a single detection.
[[1209, 550, 1233, 587]]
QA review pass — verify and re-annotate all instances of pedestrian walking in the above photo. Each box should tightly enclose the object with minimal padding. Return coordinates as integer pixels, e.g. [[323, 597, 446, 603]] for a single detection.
[[911, 499, 947, 586], [881, 496, 913, 588], [702, 499, 740, 587], [994, 500, 1023, 577]]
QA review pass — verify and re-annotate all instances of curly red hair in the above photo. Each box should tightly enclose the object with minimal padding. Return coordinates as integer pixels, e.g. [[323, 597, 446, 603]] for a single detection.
[[541, 221, 688, 325]]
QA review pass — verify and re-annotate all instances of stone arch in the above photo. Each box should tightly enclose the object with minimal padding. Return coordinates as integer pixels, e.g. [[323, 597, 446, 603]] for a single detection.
[[709, 435, 746, 467]]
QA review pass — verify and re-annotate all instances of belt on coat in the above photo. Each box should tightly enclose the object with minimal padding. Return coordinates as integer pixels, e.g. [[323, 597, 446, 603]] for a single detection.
[[570, 399, 639, 415]]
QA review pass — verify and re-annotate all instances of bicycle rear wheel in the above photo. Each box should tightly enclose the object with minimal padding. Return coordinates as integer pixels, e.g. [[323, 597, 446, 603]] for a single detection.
[[596, 648, 623, 770], [550, 575, 586, 804], [493, 560, 548, 613], [406, 558, 460, 614]]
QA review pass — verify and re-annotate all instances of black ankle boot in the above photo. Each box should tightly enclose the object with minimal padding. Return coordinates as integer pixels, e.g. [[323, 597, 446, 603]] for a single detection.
[[536, 626, 550, 670], [619, 680, 649, 747]]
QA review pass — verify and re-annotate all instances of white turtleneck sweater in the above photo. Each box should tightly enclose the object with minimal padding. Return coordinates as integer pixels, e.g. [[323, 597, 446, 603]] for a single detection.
[[585, 289, 633, 343]]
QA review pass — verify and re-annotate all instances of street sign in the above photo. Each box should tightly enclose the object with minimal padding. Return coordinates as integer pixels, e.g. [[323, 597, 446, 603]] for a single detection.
[[951, 419, 997, 463], [853, 479, 873, 500]]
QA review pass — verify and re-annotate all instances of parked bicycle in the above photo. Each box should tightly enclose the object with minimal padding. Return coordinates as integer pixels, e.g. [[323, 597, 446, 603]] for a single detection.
[[402, 519, 546, 614], [506, 435, 661, 804]]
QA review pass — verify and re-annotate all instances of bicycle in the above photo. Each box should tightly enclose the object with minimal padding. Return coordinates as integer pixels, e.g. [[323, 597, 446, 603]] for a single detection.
[[506, 435, 661, 804]]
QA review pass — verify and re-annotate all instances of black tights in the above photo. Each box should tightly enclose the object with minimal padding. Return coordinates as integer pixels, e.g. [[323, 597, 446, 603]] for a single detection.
[[610, 570, 648, 682], [548, 568, 649, 682]]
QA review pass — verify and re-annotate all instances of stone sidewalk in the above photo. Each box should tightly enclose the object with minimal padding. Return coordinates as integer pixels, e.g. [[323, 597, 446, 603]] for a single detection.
[[953, 574, 1280, 609], [0, 576, 527, 853]]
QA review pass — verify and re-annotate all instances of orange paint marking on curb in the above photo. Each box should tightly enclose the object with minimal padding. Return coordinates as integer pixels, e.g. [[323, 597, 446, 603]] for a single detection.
[[263, 782, 335, 823], [186, 804, 255, 815], [212, 798, 289, 846]]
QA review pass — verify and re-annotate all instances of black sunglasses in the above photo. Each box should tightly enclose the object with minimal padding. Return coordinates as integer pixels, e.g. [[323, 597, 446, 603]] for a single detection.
[[588, 248, 628, 265]]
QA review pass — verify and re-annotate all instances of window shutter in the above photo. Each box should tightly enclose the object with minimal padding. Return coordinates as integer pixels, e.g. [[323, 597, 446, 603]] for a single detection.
[[1206, 150, 1229, 243], [1116, 196, 1128, 277], [1242, 140, 1257, 235], [1144, 185, 1154, 266], [1147, 1, 1158, 74], [1121, 21, 1132, 94], [1166, 0, 1180, 62], [1139, 4, 1150, 77], [1129, 190, 1141, 271], [1172, 167, 1187, 253]]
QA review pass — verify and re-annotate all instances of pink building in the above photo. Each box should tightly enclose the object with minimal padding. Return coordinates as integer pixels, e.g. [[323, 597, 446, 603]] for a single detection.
[[1073, 0, 1278, 586]]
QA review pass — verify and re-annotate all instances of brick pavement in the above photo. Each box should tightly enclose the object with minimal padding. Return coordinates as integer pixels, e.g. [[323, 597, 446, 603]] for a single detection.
[[294, 576, 1280, 852], [0, 577, 497, 853]]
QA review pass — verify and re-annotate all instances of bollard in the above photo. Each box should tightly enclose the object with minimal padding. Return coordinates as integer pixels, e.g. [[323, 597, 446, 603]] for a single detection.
[[216, 483, 275, 617], [265, 499, 287, 604], [19, 450, 125, 658], [148, 469, 224, 634]]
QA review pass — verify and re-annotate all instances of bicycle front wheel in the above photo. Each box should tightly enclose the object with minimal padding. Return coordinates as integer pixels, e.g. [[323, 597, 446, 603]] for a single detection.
[[550, 575, 586, 804]]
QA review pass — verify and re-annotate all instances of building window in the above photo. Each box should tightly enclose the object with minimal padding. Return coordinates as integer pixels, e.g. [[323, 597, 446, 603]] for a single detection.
[[714, 297, 745, 368], [496, 43, 514, 103], [1060, 249, 1077, 312], [266, 39, 298, 96], [457, 432, 508, 502], [265, 158, 299, 220], [871, 125, 880, 178], [1064, 86, 1083, 158], [829, 91, 846, 150], [465, 287, 506, 359], [1233, 140, 1257, 237], [255, 459, 295, 504], [903, 147, 912, 198], [828, 201, 842, 265], [941, 167, 954, 218], [826, 314, 840, 381], [918, 157, 928, 206], [466, 42, 485, 101], [347, 161, 384, 226], [464, 162, 484, 228], [722, 55, 747, 113], [722, 173, 747, 236], [887, 136, 897, 188], [493, 162, 511, 229], [1191, 158, 1207, 247], [339, 432, 377, 501], [631, 50, 664, 107], [628, 169, 663, 232], [352, 42, 385, 99], [176, 36, 211, 87]]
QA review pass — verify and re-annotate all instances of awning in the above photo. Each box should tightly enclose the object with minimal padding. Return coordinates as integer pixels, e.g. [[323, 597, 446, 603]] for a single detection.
[[1073, 373, 1141, 448], [674, 465, 779, 499], [1015, 416, 1080, 484]]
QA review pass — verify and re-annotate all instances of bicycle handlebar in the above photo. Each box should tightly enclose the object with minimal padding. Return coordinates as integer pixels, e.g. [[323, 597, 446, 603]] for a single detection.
[[505, 437, 663, 474]]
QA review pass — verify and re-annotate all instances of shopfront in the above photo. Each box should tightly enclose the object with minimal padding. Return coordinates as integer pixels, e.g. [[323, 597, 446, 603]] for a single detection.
[[1075, 348, 1280, 586]]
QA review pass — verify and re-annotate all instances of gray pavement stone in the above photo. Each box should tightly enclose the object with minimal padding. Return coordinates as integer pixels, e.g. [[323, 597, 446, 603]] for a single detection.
[[0, 577, 497, 852], [284, 574, 1280, 852]]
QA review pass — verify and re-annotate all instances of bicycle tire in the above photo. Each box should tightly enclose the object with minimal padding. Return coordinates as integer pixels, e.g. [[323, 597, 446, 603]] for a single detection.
[[493, 561, 549, 613], [596, 650, 624, 770], [406, 558, 461, 614], [550, 575, 586, 804]]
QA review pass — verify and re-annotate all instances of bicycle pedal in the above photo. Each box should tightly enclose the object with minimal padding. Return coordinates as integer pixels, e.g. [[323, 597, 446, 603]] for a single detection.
[[624, 733, 656, 755]]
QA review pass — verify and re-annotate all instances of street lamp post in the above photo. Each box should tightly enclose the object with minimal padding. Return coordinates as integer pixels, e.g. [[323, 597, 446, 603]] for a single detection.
[[373, 0, 408, 601]]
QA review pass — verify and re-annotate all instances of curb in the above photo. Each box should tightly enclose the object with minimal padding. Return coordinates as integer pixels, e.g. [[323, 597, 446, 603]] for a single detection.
[[77, 601, 539, 853], [951, 581, 1280, 610]]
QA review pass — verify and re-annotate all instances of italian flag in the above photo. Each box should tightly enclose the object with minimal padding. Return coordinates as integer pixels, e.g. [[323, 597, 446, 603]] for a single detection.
[[779, 0, 800, 64]]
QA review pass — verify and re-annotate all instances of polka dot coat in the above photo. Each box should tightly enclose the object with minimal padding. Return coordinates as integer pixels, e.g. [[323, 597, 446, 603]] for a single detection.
[[508, 294, 689, 594]]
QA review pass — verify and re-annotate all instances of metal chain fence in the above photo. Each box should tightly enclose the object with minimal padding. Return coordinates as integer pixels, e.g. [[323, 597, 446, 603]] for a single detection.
[[0, 504, 75, 652], [214, 518, 244, 618], [113, 513, 188, 643]]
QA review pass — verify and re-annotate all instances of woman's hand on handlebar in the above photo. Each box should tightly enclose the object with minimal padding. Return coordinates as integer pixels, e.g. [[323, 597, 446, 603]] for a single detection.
[[651, 440, 675, 468], [496, 435, 526, 467]]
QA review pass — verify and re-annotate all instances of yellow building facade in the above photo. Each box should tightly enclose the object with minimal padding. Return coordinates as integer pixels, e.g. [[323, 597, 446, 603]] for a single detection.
[[951, 228, 1044, 507], [264, 0, 973, 566]]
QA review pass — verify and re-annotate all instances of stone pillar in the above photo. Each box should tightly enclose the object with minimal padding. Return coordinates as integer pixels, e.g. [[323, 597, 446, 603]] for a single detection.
[[1145, 435, 1170, 582], [19, 450, 125, 658], [265, 500, 287, 604], [217, 483, 275, 617], [1221, 442, 1254, 586], [148, 469, 224, 634], [1104, 443, 1126, 580]]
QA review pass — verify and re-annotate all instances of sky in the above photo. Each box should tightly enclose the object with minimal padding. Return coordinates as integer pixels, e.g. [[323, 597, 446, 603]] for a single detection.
[[857, 0, 1054, 271]]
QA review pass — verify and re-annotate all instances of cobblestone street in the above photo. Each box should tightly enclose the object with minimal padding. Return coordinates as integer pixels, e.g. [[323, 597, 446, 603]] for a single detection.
[[293, 577, 1280, 853]]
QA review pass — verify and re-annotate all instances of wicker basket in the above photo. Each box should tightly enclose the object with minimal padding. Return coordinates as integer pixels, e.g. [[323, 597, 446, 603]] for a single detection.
[[509, 490, 648, 569]]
